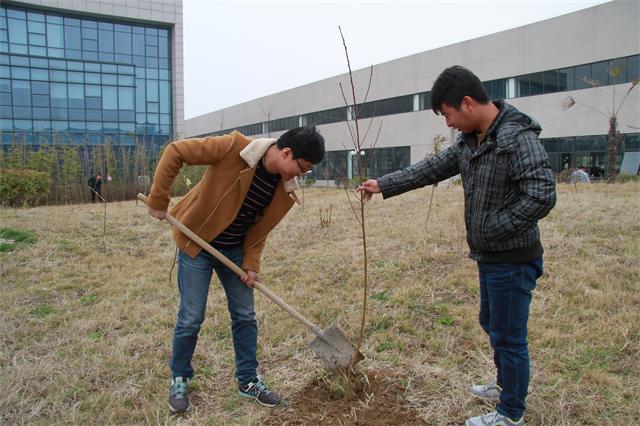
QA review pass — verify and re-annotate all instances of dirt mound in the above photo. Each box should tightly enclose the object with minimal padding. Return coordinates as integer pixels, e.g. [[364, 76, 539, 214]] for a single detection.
[[262, 370, 423, 425]]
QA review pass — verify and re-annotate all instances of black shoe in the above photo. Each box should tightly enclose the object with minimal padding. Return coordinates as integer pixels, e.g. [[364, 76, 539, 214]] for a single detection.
[[238, 376, 280, 407], [168, 377, 190, 413]]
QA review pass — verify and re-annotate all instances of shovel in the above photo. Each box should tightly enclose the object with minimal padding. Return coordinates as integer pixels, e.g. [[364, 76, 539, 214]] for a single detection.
[[137, 193, 364, 370]]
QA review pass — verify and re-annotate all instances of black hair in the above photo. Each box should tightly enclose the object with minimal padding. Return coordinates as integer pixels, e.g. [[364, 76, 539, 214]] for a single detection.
[[430, 65, 490, 114], [277, 126, 325, 164]]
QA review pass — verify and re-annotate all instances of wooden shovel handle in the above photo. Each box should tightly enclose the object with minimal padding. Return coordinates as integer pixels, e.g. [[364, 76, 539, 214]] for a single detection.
[[137, 193, 323, 336]]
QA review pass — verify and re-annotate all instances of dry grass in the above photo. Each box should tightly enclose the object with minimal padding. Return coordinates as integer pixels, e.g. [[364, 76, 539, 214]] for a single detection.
[[1, 182, 639, 425]]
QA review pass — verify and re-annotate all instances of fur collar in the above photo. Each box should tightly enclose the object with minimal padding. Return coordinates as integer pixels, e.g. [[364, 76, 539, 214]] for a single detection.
[[239, 137, 301, 196]]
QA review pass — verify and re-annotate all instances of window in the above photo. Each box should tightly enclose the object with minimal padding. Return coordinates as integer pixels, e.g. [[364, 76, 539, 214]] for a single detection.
[[627, 55, 639, 83], [102, 86, 117, 110], [529, 73, 543, 95], [490, 80, 506, 100], [65, 26, 81, 50], [558, 67, 574, 92], [68, 83, 84, 108], [115, 31, 131, 54], [159, 81, 170, 113], [269, 116, 297, 133], [132, 33, 144, 55], [85, 73, 100, 84], [29, 33, 45, 46], [11, 66, 29, 79], [159, 36, 169, 58], [543, 70, 558, 93], [574, 64, 591, 89], [50, 83, 67, 108], [118, 87, 134, 110], [591, 60, 608, 86], [625, 134, 640, 152], [8, 18, 27, 44], [28, 20, 45, 34], [12, 80, 30, 106], [68, 108, 84, 120], [146, 79, 158, 102], [516, 75, 530, 97], [32, 94, 49, 107], [31, 81, 48, 94], [98, 28, 113, 52], [46, 23, 63, 48]]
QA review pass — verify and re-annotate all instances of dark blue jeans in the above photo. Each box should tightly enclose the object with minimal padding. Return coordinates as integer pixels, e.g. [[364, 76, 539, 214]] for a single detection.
[[170, 247, 258, 385], [478, 257, 543, 420]]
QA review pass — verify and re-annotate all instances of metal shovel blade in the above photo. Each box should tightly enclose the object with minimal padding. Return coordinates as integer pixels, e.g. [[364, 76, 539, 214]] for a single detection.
[[308, 325, 365, 370]]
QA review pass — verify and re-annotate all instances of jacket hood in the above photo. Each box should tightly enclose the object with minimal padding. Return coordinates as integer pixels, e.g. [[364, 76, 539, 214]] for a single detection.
[[492, 100, 542, 146]]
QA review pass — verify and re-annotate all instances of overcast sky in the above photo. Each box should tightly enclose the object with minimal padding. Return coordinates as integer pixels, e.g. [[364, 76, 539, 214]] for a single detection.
[[183, 0, 611, 119]]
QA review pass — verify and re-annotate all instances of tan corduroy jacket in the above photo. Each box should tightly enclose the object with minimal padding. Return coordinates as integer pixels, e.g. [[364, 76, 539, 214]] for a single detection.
[[147, 131, 299, 272]]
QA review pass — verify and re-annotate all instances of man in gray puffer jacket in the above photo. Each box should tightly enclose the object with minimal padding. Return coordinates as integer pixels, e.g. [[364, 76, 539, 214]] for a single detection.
[[358, 66, 556, 426]]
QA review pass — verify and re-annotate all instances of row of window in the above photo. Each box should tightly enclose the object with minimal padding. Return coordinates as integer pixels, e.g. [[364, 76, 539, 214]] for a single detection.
[[201, 54, 639, 139], [1, 6, 170, 65], [309, 136, 638, 179], [1, 55, 136, 74], [1, 131, 172, 147], [0, 77, 170, 110], [542, 133, 639, 153], [484, 56, 638, 99], [0, 114, 171, 131]]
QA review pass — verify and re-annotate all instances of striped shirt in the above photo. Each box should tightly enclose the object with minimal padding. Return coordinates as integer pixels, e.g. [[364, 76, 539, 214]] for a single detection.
[[212, 158, 280, 249]]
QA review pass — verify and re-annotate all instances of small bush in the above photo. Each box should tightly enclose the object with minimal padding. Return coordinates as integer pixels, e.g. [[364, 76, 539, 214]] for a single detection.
[[0, 168, 51, 207], [32, 304, 54, 317], [0, 227, 37, 252], [303, 176, 316, 187], [615, 173, 640, 183]]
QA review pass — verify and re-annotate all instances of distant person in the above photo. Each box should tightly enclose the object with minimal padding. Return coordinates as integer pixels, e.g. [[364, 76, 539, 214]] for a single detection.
[[146, 127, 325, 413], [88, 173, 103, 203], [358, 66, 556, 426], [589, 165, 602, 178], [571, 166, 591, 184]]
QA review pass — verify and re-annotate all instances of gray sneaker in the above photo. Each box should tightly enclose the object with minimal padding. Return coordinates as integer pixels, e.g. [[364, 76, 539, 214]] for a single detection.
[[470, 381, 502, 401], [466, 411, 524, 426], [238, 376, 280, 407], [168, 377, 190, 413]]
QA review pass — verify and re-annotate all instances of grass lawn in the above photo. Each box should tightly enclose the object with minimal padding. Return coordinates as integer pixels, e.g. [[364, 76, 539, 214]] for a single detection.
[[1, 182, 638, 424]]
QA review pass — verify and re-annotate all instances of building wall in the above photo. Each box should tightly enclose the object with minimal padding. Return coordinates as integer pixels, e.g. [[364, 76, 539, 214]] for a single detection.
[[2, 0, 184, 144], [185, 0, 639, 176]]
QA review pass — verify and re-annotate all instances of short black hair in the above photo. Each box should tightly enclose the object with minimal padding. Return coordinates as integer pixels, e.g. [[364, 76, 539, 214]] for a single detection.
[[277, 126, 325, 164], [430, 65, 490, 114]]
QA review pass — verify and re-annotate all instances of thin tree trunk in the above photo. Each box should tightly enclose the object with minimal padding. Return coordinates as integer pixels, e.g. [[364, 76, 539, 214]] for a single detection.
[[607, 116, 619, 183]]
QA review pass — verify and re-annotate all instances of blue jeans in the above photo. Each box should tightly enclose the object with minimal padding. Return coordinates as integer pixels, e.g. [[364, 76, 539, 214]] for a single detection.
[[478, 257, 543, 420], [170, 247, 258, 385]]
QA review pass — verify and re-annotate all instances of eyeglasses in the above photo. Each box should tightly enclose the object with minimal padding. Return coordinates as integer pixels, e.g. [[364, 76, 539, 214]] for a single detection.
[[295, 158, 313, 175]]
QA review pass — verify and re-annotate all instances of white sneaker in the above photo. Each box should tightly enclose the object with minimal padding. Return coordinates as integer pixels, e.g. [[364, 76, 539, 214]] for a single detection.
[[466, 410, 524, 426], [470, 381, 502, 401]]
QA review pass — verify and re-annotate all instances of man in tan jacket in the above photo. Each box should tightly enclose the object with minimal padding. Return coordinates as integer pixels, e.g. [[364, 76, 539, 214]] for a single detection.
[[147, 126, 325, 413]]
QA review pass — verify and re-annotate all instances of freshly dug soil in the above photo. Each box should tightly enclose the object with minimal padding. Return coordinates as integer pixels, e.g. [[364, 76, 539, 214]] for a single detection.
[[262, 370, 423, 425]]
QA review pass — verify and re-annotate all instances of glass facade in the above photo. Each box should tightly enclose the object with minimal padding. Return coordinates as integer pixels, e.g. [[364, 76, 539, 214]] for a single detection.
[[0, 4, 173, 146]]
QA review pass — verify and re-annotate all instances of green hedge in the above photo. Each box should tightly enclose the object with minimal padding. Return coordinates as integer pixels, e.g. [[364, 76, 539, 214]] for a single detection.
[[0, 168, 51, 207]]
